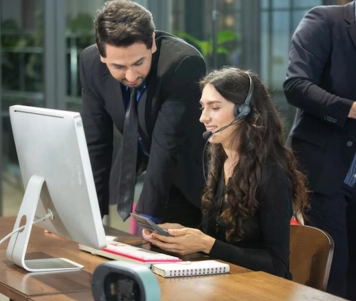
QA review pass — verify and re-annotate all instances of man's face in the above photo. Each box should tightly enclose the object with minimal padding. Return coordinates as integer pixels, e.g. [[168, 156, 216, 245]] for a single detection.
[[100, 40, 156, 88]]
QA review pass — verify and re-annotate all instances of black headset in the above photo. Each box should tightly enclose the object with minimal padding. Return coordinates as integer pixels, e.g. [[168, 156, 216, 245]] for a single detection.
[[233, 74, 254, 120]]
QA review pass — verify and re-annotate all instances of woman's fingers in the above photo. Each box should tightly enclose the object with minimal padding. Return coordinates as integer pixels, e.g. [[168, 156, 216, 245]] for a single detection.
[[142, 229, 153, 240]]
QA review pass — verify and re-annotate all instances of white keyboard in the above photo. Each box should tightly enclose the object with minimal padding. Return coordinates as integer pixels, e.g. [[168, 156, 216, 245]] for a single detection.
[[79, 241, 182, 265]]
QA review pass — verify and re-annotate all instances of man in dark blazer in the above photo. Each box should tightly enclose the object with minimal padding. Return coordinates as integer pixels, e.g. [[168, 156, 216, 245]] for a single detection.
[[284, 1, 356, 299], [79, 0, 206, 228]]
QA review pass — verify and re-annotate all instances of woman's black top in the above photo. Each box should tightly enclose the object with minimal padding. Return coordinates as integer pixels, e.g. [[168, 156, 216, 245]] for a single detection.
[[203, 164, 293, 278]]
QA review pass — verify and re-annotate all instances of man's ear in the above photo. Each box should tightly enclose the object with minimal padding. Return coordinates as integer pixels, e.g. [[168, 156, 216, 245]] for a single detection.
[[151, 32, 157, 54]]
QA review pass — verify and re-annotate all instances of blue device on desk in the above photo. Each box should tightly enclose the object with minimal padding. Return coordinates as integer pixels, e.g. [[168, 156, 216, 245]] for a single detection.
[[92, 261, 160, 301]]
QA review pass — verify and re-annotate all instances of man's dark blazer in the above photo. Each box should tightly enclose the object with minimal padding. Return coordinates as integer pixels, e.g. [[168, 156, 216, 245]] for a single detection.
[[284, 1, 356, 196], [80, 31, 207, 218]]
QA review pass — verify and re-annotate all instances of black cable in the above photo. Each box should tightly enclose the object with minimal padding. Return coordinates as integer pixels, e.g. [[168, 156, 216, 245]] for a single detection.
[[202, 138, 211, 186]]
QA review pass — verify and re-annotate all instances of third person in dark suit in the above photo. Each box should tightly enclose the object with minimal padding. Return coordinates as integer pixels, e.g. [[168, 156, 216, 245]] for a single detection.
[[284, 1, 356, 299], [80, 0, 206, 228]]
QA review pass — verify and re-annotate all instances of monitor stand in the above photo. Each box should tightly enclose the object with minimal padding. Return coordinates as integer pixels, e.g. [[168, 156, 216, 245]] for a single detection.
[[6, 175, 83, 272]]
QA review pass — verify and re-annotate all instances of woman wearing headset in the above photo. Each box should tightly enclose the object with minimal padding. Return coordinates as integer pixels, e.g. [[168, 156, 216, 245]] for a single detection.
[[143, 67, 309, 278]]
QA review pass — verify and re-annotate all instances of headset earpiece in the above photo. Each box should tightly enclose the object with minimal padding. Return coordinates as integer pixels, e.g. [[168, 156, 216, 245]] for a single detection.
[[233, 74, 254, 120], [234, 103, 251, 119]]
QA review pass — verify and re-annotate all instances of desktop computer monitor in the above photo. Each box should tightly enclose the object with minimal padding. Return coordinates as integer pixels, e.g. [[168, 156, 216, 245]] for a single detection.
[[6, 105, 107, 272]]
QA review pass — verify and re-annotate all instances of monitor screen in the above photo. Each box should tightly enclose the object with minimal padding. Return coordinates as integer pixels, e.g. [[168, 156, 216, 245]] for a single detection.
[[6, 105, 106, 272]]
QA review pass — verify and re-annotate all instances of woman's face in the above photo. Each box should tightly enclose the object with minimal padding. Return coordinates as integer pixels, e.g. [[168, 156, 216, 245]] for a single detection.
[[199, 83, 237, 146]]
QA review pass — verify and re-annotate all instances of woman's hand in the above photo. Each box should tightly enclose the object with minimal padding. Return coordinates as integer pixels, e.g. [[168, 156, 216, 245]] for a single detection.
[[149, 228, 215, 255], [159, 223, 185, 230], [141, 223, 184, 241]]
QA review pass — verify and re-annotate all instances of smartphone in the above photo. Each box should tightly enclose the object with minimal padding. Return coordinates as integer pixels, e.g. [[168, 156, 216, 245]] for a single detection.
[[130, 213, 172, 236]]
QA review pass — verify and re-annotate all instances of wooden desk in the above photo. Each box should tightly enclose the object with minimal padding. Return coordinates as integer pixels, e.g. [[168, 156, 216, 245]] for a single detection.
[[0, 216, 347, 301]]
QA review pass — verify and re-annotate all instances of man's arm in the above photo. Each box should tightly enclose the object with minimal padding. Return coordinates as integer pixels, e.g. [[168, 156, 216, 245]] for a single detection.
[[136, 55, 206, 217], [284, 7, 354, 127], [80, 51, 114, 216]]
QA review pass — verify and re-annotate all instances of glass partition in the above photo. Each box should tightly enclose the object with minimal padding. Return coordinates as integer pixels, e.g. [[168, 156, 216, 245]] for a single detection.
[[1, 0, 45, 216]]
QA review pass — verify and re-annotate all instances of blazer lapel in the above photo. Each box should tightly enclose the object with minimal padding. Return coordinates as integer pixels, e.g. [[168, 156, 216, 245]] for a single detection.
[[345, 1, 356, 51], [137, 51, 160, 152], [102, 74, 125, 132], [347, 24, 356, 51]]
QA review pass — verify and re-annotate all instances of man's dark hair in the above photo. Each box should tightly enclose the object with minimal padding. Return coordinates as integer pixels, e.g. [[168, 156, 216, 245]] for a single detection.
[[95, 0, 155, 57]]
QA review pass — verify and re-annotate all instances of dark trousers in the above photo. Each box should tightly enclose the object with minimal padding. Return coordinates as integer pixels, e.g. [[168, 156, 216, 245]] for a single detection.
[[306, 185, 356, 300]]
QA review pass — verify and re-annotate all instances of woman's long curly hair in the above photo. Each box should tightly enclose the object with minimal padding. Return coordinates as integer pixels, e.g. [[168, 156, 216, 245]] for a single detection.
[[201, 67, 309, 242]]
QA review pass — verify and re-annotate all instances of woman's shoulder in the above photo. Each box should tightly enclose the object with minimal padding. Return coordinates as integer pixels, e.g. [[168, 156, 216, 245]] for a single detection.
[[260, 161, 289, 188], [258, 161, 293, 209]]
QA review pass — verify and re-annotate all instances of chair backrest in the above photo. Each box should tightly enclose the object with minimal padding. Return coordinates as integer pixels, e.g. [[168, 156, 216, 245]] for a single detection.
[[289, 224, 334, 291]]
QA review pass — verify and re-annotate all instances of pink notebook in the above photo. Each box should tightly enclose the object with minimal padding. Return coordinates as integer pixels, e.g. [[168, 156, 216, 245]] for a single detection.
[[79, 241, 181, 267]]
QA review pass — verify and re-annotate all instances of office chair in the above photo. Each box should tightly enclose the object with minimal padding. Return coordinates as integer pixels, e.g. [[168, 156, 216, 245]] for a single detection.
[[289, 224, 334, 291]]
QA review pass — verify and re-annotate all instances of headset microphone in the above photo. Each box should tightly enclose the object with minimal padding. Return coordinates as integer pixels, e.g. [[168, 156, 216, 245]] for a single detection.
[[202, 131, 213, 140], [202, 119, 238, 140]]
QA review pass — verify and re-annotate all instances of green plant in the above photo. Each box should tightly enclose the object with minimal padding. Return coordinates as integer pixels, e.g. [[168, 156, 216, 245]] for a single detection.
[[175, 30, 239, 58]]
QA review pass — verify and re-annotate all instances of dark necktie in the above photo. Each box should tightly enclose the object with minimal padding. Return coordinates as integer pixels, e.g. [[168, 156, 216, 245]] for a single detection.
[[117, 88, 138, 221]]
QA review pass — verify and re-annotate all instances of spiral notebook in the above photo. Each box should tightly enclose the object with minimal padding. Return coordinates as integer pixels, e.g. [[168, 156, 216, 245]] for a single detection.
[[151, 260, 230, 278]]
